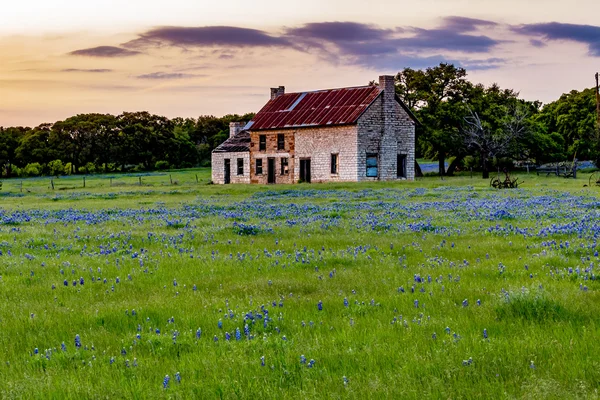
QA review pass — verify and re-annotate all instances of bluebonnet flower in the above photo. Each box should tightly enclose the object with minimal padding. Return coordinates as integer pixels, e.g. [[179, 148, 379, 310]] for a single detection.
[[125, 359, 130, 368], [156, 328, 160, 334], [300, 355, 306, 364], [282, 335, 287, 341], [75, 334, 81, 349], [79, 277, 84, 285], [136, 334, 141, 340], [235, 328, 241, 341], [343, 376, 349, 386], [175, 372, 181, 383], [116, 277, 120, 284], [196, 328, 202, 339], [476, 299, 481, 306], [110, 357, 115, 365], [225, 332, 231, 341], [530, 361, 535, 369], [462, 299, 468, 307], [173, 279, 177, 287], [133, 358, 138, 367], [318, 300, 323, 311], [483, 329, 488, 339], [218, 320, 223, 329], [445, 327, 451, 334], [244, 324, 250, 338], [121, 348, 126, 356], [61, 342, 66, 352], [213, 335, 218, 342], [414, 299, 419, 308], [34, 348, 39, 355], [308, 359, 315, 368], [261, 356, 265, 367], [64, 280, 68, 286], [344, 298, 349, 307], [193, 284, 197, 291], [163, 375, 170, 389], [432, 332, 437, 340]]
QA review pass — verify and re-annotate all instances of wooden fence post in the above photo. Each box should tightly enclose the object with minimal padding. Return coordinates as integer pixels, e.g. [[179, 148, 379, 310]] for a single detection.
[[20, 181, 23, 193], [170, 174, 173, 185], [83, 176, 86, 188], [139, 176, 142, 186], [50, 179, 54, 190], [195, 174, 199, 183]]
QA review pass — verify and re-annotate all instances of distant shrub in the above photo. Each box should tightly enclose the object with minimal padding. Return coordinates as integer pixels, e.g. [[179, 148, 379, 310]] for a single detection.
[[24, 163, 42, 177], [63, 163, 72, 175], [155, 160, 170, 170], [48, 160, 64, 176]]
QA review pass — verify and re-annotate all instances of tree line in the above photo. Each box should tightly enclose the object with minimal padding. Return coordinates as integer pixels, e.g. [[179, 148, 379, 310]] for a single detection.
[[0, 112, 254, 177], [1, 63, 598, 179], [395, 63, 600, 177]]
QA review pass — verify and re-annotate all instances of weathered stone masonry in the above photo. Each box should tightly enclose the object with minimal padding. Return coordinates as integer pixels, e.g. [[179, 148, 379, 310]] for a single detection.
[[211, 75, 417, 184]]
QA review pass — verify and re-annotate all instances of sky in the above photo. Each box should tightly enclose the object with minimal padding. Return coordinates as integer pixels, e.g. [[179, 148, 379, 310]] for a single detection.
[[1, 0, 599, 127]]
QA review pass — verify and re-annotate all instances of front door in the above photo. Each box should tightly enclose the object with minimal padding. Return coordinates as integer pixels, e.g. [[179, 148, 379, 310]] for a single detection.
[[267, 158, 276, 184], [224, 159, 231, 184], [299, 159, 311, 183]]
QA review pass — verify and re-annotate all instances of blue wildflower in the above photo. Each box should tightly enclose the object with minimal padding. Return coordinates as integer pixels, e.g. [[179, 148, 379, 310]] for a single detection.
[[235, 328, 241, 341], [261, 356, 265, 367], [196, 328, 202, 339], [163, 375, 170, 389], [318, 300, 323, 311], [483, 329, 488, 339], [344, 298, 349, 307], [225, 332, 231, 341], [300, 355, 306, 364], [75, 334, 81, 349], [175, 372, 181, 384]]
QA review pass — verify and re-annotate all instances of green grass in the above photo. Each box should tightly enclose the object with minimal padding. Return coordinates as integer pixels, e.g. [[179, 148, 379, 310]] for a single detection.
[[1, 169, 600, 398]]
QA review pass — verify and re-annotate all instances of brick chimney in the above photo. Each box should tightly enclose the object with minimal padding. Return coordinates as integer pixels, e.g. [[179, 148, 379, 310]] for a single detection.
[[270, 86, 285, 100], [229, 121, 245, 138]]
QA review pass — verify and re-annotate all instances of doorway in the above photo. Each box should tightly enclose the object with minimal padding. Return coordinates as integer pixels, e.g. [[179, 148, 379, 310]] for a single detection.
[[224, 159, 231, 184], [267, 158, 276, 184], [299, 158, 311, 183]]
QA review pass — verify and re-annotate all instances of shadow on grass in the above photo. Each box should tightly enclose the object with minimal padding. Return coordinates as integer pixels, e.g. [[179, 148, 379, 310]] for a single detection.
[[495, 293, 586, 324]]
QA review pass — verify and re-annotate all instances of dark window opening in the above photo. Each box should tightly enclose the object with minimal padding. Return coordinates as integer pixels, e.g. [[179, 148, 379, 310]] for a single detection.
[[259, 135, 266, 151], [280, 158, 289, 175], [366, 153, 378, 177], [397, 154, 407, 178], [256, 159, 263, 175], [331, 154, 339, 174], [237, 158, 244, 175], [277, 134, 285, 150]]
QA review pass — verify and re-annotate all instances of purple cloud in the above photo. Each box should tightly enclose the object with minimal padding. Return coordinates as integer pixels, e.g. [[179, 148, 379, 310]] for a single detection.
[[69, 46, 141, 57], [441, 16, 498, 33], [123, 26, 290, 49], [513, 22, 600, 56], [136, 72, 202, 80], [61, 68, 113, 73]]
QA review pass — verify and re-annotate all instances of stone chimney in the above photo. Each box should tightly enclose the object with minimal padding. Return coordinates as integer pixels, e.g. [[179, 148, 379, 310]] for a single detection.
[[270, 86, 285, 100], [379, 75, 396, 180], [229, 121, 245, 138]]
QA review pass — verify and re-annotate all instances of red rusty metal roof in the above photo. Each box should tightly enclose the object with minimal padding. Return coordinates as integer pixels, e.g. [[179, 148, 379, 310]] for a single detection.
[[246, 85, 382, 131]]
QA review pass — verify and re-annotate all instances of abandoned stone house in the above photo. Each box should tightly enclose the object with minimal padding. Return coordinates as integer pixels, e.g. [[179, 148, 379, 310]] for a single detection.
[[211, 75, 417, 184]]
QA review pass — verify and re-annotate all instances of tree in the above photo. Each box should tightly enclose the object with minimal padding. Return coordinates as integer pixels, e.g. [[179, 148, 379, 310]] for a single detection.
[[395, 63, 472, 176], [463, 103, 531, 178]]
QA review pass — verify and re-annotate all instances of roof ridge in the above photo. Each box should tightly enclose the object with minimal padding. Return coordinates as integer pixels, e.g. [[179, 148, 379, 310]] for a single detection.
[[282, 84, 379, 96]]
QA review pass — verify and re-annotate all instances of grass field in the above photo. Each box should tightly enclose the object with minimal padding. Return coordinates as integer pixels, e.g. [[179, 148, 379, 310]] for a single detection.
[[1, 169, 600, 398]]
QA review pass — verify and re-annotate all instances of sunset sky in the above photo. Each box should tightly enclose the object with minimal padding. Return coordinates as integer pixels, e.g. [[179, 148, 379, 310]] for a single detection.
[[1, 0, 599, 127]]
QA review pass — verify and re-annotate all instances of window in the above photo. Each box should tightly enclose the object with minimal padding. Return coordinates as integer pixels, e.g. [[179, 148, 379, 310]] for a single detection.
[[397, 154, 407, 178], [259, 135, 266, 151], [237, 158, 244, 175], [277, 134, 285, 150], [331, 154, 339, 174], [280, 158, 289, 175], [256, 159, 263, 175], [366, 154, 378, 177]]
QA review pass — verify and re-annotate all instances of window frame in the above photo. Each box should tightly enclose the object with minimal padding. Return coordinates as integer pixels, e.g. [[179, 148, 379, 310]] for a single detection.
[[331, 153, 339, 175], [256, 158, 263, 175], [280, 157, 289, 176], [277, 134, 285, 150], [366, 153, 378, 177], [259, 135, 266, 151], [397, 154, 407, 178], [237, 158, 244, 175]]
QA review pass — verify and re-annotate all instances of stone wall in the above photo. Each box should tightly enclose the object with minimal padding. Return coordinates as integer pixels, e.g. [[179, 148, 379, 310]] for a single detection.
[[211, 152, 250, 184], [357, 87, 415, 181], [249, 131, 295, 184], [294, 125, 359, 183]]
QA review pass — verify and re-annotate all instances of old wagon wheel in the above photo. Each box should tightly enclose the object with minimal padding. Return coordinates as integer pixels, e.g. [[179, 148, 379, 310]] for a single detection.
[[490, 176, 501, 189], [589, 172, 600, 187]]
